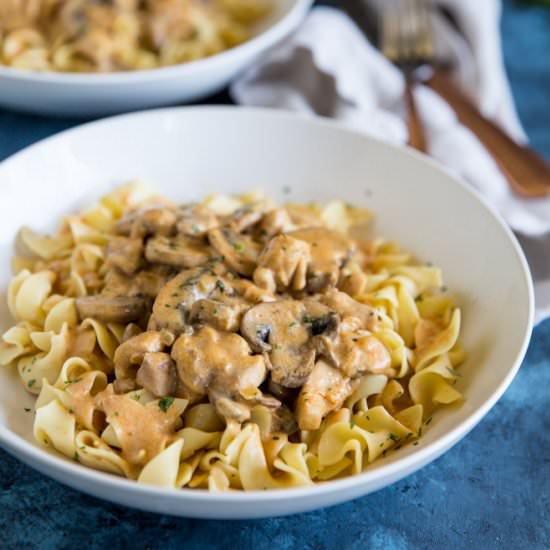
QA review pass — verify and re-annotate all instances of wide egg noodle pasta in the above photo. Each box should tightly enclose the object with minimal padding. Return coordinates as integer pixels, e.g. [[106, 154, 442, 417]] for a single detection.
[[0, 184, 467, 491]]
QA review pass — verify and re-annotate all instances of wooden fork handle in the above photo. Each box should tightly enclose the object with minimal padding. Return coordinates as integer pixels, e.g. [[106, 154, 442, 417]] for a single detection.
[[405, 79, 427, 153], [426, 68, 550, 198]]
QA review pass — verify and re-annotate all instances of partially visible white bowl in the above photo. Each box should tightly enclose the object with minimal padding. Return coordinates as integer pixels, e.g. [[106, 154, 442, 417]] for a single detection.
[[0, 0, 312, 117], [0, 107, 534, 518]]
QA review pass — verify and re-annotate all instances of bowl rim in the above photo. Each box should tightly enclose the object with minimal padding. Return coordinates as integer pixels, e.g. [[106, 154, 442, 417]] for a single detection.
[[0, 0, 313, 86], [0, 106, 535, 503]]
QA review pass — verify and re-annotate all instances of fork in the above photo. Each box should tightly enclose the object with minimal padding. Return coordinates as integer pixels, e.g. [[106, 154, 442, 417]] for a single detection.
[[380, 0, 431, 153], [379, 0, 550, 198]]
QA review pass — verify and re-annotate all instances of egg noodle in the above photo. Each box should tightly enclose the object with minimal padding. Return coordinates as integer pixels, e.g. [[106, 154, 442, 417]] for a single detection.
[[0, 0, 270, 73], [0, 183, 465, 491]]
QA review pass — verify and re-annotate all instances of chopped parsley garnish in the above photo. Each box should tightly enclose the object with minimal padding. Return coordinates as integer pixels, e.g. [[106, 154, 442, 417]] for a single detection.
[[73, 452, 79, 462], [215, 280, 225, 292], [415, 294, 423, 303], [167, 241, 178, 250], [425, 417, 433, 425], [171, 292, 180, 298], [349, 420, 356, 429], [413, 441, 419, 446], [27, 379, 36, 388], [212, 308, 219, 315], [288, 321, 297, 328], [388, 433, 400, 442], [303, 314, 314, 324], [131, 392, 140, 401], [233, 242, 245, 252], [191, 224, 200, 233], [159, 396, 175, 412]]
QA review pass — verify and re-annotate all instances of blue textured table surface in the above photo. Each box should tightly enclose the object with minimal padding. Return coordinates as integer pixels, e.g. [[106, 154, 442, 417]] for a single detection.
[[1, 1, 549, 548]]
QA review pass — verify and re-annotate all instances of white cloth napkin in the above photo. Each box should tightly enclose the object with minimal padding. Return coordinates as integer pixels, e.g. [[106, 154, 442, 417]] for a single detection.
[[231, 2, 550, 323]]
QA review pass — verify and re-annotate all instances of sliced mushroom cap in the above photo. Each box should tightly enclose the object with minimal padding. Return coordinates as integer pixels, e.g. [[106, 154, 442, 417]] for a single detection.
[[295, 360, 356, 431], [145, 235, 211, 268], [148, 264, 226, 334], [288, 227, 355, 292], [75, 295, 146, 324], [106, 236, 143, 275], [253, 234, 310, 293], [176, 204, 219, 237], [208, 227, 261, 276], [171, 326, 268, 422], [136, 351, 178, 397], [240, 299, 336, 388]]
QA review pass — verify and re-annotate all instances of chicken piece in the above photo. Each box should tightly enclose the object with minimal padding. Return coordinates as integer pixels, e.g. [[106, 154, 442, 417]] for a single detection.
[[171, 326, 274, 422], [257, 208, 296, 239], [240, 299, 337, 388], [136, 352, 178, 397], [176, 204, 218, 237], [295, 360, 356, 431], [319, 289, 378, 331], [145, 235, 211, 268], [225, 201, 272, 233], [288, 227, 355, 292], [315, 323, 394, 378], [115, 207, 177, 238], [106, 236, 143, 275], [75, 295, 146, 324], [253, 234, 311, 293], [113, 331, 170, 390], [189, 298, 248, 332]]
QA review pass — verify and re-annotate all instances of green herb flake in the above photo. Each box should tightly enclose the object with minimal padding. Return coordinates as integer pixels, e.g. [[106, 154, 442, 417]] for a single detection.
[[302, 314, 314, 324], [171, 292, 180, 298], [425, 416, 433, 425], [73, 452, 79, 462], [212, 308, 219, 315], [415, 294, 424, 303], [131, 392, 140, 401], [159, 396, 175, 412], [191, 224, 200, 234], [413, 441, 419, 446], [446, 366, 462, 377], [27, 379, 36, 388], [288, 321, 297, 328], [215, 280, 225, 292], [113, 411, 119, 417], [388, 433, 400, 442], [234, 242, 245, 252], [349, 420, 356, 429]]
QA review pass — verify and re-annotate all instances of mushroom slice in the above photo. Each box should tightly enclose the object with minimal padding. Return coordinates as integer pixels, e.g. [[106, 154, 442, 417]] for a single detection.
[[148, 265, 221, 334], [208, 227, 261, 276], [176, 204, 219, 237], [145, 235, 211, 268], [171, 326, 269, 422], [319, 289, 378, 331], [75, 295, 146, 324], [106, 236, 143, 275], [113, 330, 170, 388], [295, 360, 357, 431], [136, 351, 178, 397], [253, 234, 311, 293], [288, 227, 355, 292], [240, 300, 335, 388]]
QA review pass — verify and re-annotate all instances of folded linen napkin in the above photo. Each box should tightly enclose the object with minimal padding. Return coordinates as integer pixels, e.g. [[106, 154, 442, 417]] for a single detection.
[[231, 1, 550, 322]]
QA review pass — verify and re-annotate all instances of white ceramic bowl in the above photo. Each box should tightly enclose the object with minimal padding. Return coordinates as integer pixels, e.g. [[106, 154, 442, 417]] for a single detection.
[[0, 107, 533, 518], [0, 0, 312, 118]]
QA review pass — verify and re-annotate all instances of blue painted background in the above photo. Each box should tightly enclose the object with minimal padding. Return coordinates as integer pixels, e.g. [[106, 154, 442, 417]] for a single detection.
[[0, 1, 549, 548]]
